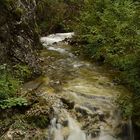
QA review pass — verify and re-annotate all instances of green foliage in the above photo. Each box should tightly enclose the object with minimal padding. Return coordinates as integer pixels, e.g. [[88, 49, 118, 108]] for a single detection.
[[0, 64, 28, 110], [13, 64, 32, 81], [75, 0, 139, 60], [13, 7, 23, 21], [36, 0, 66, 33], [0, 97, 28, 109], [27, 115, 49, 129], [36, 0, 83, 34], [117, 94, 133, 118], [0, 64, 20, 100], [133, 95, 140, 116]]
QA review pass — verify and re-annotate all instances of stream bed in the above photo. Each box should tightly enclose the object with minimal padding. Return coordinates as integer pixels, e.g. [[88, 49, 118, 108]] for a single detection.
[[29, 33, 133, 140]]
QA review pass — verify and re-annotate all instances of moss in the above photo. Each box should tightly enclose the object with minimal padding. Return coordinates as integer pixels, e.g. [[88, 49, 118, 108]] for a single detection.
[[0, 64, 20, 100], [13, 64, 32, 81], [27, 115, 49, 129], [13, 7, 24, 21], [0, 118, 14, 136]]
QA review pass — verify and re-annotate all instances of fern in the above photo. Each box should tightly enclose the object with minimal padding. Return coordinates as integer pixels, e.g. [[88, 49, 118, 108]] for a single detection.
[[0, 97, 28, 109]]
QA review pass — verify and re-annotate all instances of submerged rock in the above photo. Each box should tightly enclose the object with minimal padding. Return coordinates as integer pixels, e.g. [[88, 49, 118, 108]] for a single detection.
[[74, 104, 93, 116], [60, 98, 75, 109]]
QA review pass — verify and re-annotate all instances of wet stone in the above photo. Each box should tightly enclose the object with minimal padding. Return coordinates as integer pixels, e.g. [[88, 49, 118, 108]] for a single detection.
[[60, 98, 75, 109]]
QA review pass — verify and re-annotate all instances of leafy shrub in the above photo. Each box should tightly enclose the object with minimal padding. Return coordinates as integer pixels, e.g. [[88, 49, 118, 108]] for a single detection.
[[13, 64, 31, 81], [0, 64, 20, 100], [36, 0, 83, 34], [117, 94, 133, 118], [75, 0, 139, 61], [0, 97, 28, 109], [29, 115, 49, 128], [0, 64, 28, 110]]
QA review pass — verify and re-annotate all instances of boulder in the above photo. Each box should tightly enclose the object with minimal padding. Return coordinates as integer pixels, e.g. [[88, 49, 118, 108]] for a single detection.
[[0, 0, 42, 76], [60, 98, 75, 109]]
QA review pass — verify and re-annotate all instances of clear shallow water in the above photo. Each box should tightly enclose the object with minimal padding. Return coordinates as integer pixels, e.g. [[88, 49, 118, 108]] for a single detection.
[[39, 33, 133, 140]]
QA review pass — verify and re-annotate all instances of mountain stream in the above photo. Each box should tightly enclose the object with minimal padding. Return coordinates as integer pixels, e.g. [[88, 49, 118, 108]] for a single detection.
[[36, 33, 134, 140]]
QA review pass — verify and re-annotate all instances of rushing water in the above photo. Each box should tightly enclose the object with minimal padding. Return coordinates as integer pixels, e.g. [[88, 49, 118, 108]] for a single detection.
[[49, 114, 87, 140], [67, 115, 86, 140], [40, 33, 133, 140], [49, 118, 64, 140], [40, 32, 74, 46]]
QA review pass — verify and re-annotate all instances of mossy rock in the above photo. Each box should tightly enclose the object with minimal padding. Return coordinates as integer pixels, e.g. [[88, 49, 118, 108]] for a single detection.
[[25, 103, 51, 129], [27, 115, 49, 129], [0, 118, 14, 136]]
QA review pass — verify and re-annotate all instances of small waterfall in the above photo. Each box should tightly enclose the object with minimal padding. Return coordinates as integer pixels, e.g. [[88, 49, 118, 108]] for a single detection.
[[121, 118, 134, 140], [128, 119, 134, 140], [49, 118, 64, 140], [54, 124, 64, 140], [49, 116, 88, 140], [98, 126, 115, 140], [67, 116, 86, 140]]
